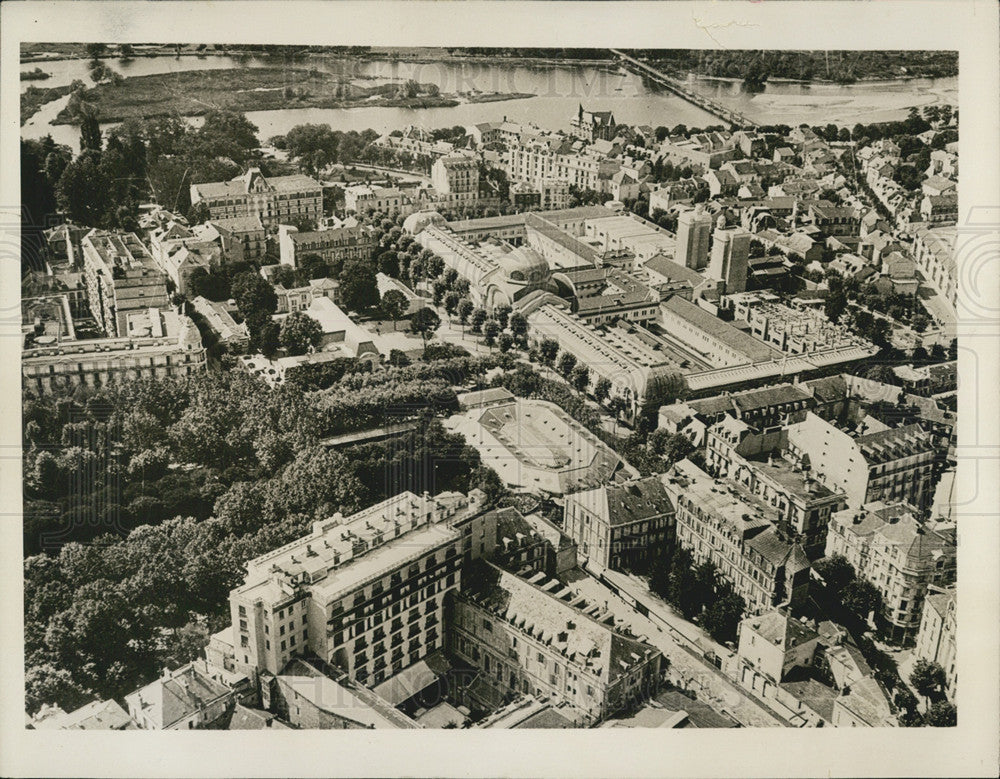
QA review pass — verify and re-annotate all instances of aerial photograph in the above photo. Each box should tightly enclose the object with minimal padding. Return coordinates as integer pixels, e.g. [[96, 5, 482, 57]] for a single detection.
[[20, 43, 959, 731]]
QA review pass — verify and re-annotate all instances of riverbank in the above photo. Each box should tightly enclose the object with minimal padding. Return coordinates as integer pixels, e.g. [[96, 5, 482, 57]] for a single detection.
[[51, 67, 533, 125], [22, 83, 78, 125]]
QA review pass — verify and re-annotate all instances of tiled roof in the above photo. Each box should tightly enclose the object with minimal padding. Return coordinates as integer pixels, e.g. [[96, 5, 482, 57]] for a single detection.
[[653, 690, 738, 727], [747, 610, 819, 650], [731, 383, 811, 413], [803, 374, 850, 403], [855, 423, 933, 462], [278, 672, 411, 728], [33, 699, 136, 730], [125, 664, 232, 729], [750, 527, 808, 568], [780, 679, 837, 723], [924, 587, 955, 618], [661, 296, 781, 363], [643, 254, 704, 285], [836, 675, 894, 726], [525, 212, 602, 266], [457, 387, 516, 409], [688, 394, 737, 419], [460, 561, 658, 683], [228, 704, 290, 730], [512, 707, 576, 728], [209, 215, 264, 233], [570, 478, 674, 529]]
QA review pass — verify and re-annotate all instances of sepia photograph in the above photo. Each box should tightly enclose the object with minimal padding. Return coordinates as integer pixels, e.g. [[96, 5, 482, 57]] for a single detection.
[[2, 1, 998, 777]]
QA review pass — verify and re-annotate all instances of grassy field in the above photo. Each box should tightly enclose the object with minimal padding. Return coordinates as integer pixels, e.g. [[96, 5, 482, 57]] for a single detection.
[[51, 67, 531, 125]]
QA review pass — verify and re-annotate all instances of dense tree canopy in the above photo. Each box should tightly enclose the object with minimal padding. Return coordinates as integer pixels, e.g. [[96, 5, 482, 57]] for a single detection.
[[279, 311, 323, 355]]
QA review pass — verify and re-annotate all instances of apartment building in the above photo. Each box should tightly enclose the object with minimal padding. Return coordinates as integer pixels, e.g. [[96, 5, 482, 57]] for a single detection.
[[734, 609, 895, 727], [657, 132, 737, 172], [661, 459, 812, 616], [911, 226, 956, 308], [431, 155, 480, 202], [807, 203, 861, 238], [506, 135, 609, 192], [563, 478, 675, 571], [448, 561, 662, 725], [190, 296, 249, 352], [202, 215, 266, 263], [825, 502, 956, 641], [22, 309, 206, 395], [80, 229, 170, 336], [787, 413, 936, 509], [706, 416, 847, 556], [277, 224, 376, 269], [30, 699, 137, 731], [190, 168, 322, 228], [148, 223, 222, 296], [344, 185, 416, 217], [227, 491, 471, 685], [913, 586, 956, 699]]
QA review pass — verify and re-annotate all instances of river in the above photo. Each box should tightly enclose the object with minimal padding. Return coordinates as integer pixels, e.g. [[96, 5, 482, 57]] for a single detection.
[[21, 54, 957, 153]]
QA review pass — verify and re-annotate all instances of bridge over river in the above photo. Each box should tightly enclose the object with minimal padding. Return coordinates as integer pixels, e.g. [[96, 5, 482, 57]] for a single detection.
[[610, 49, 759, 129]]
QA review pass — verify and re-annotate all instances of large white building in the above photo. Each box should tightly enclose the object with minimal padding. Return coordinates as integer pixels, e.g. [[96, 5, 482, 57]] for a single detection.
[[709, 225, 751, 294], [23, 308, 206, 395], [674, 207, 714, 270], [431, 154, 480, 202], [786, 413, 936, 510], [913, 585, 956, 699], [226, 491, 473, 684], [506, 133, 613, 192], [449, 560, 662, 725], [911, 225, 957, 309]]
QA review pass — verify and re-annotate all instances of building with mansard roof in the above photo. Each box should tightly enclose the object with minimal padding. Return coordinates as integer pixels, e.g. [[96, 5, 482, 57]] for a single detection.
[[191, 167, 322, 228], [448, 560, 661, 724]]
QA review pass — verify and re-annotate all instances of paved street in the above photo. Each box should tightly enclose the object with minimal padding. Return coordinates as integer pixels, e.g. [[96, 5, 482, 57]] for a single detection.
[[600, 568, 731, 659]]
